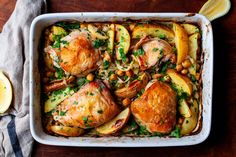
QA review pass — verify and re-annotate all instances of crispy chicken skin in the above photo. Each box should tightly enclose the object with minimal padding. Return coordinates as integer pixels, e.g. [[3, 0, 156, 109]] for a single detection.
[[131, 81, 176, 133], [56, 32, 101, 77], [135, 38, 174, 71], [53, 80, 120, 129]]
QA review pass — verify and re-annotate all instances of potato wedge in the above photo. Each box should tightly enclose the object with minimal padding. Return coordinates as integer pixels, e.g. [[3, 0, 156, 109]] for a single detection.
[[44, 87, 74, 113], [107, 24, 115, 54], [132, 24, 175, 43], [52, 26, 67, 36], [51, 125, 84, 137], [115, 24, 130, 60], [181, 24, 199, 36], [88, 24, 108, 40], [181, 99, 199, 135], [114, 72, 149, 98], [178, 99, 191, 118], [166, 69, 192, 95], [188, 33, 200, 76], [96, 108, 131, 135], [173, 23, 189, 64]]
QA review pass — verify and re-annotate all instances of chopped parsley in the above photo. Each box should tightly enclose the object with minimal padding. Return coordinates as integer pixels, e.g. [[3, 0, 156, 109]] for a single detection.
[[76, 77, 89, 89], [152, 48, 159, 52], [138, 125, 150, 135], [83, 116, 91, 127], [55, 67, 64, 79], [60, 111, 67, 116], [159, 34, 166, 39], [159, 61, 171, 74], [93, 39, 107, 49], [119, 48, 127, 62], [56, 22, 80, 30], [103, 60, 110, 69], [134, 48, 145, 56], [170, 126, 181, 138]]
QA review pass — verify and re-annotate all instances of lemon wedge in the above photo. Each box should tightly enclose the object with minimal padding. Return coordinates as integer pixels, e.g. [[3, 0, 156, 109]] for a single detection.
[[199, 0, 231, 21], [0, 71, 12, 113]]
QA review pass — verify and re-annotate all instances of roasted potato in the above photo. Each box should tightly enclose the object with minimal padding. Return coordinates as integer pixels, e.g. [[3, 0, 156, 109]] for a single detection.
[[96, 108, 131, 135], [114, 72, 149, 98], [173, 23, 189, 64], [107, 24, 115, 54], [52, 26, 67, 36], [180, 99, 199, 135], [115, 24, 130, 60], [178, 99, 191, 118], [44, 87, 74, 113], [188, 33, 200, 76], [132, 24, 175, 43], [51, 125, 84, 137], [181, 24, 199, 36], [166, 69, 193, 96]]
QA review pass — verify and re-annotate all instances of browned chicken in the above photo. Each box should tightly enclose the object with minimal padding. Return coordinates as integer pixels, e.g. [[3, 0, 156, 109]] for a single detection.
[[59, 35, 101, 76], [134, 38, 174, 71], [131, 81, 176, 133], [53, 80, 120, 129], [47, 30, 101, 77]]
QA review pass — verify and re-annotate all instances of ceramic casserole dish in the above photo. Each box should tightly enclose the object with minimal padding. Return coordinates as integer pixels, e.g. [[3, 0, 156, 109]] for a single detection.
[[29, 13, 213, 147]]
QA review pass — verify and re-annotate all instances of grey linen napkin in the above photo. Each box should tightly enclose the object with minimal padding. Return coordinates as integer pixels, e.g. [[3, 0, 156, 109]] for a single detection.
[[0, 0, 44, 156]]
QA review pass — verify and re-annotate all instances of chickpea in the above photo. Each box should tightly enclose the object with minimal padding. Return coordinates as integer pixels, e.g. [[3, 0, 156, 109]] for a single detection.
[[46, 71, 53, 77], [125, 70, 134, 77], [163, 75, 171, 82], [176, 64, 183, 72], [170, 55, 177, 63], [122, 98, 131, 107], [103, 51, 111, 62], [187, 98, 193, 104], [196, 63, 200, 71], [181, 69, 188, 75], [49, 33, 54, 42], [86, 73, 95, 82], [116, 70, 124, 76], [196, 73, 200, 80], [182, 59, 192, 68], [178, 117, 184, 124], [109, 74, 117, 81], [194, 92, 199, 99], [152, 73, 163, 79]]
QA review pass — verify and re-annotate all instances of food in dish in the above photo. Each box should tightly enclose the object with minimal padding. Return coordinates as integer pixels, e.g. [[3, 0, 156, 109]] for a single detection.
[[40, 21, 203, 137]]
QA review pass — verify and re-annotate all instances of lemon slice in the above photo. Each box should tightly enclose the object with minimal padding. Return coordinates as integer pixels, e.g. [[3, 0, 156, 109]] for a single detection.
[[199, 0, 231, 21], [0, 71, 12, 113]]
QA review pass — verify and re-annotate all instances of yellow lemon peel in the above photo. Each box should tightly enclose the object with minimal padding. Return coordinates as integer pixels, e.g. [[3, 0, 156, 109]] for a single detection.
[[199, 0, 231, 21], [0, 70, 12, 113]]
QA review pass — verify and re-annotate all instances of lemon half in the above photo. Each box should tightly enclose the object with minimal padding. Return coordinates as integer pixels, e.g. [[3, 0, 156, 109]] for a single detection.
[[0, 71, 12, 113], [199, 0, 231, 21]]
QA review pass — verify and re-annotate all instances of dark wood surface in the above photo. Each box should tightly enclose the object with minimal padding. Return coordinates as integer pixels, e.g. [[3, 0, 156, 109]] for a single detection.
[[0, 0, 236, 156]]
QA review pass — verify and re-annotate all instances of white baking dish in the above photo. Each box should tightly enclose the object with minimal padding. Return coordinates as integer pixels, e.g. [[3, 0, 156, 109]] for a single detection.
[[29, 13, 213, 147]]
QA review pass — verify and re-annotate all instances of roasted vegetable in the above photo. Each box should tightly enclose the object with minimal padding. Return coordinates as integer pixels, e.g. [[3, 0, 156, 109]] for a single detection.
[[44, 87, 74, 113], [188, 33, 201, 76], [51, 125, 84, 137], [96, 108, 131, 135], [181, 24, 199, 36], [167, 69, 193, 96], [115, 24, 130, 61], [132, 24, 175, 43], [173, 23, 189, 64], [181, 99, 199, 135], [114, 72, 149, 98]]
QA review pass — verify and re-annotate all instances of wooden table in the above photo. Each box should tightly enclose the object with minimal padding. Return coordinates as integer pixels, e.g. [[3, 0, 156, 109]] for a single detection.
[[1, 0, 236, 156]]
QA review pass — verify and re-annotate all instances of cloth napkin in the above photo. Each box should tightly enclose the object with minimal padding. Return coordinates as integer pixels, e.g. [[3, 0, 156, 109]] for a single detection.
[[0, 0, 45, 156]]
